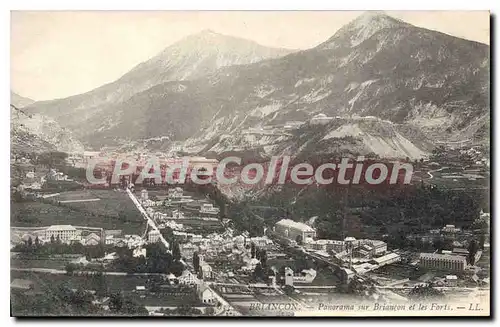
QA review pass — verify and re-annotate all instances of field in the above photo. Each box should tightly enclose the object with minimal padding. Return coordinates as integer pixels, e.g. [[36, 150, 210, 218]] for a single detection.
[[10, 270, 203, 307], [176, 218, 223, 232], [418, 166, 489, 190], [11, 189, 145, 234], [11, 257, 74, 270]]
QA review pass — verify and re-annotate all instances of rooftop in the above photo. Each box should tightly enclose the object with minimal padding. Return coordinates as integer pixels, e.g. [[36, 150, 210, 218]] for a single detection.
[[46, 225, 76, 231], [275, 219, 315, 232], [372, 252, 400, 264], [419, 253, 467, 262]]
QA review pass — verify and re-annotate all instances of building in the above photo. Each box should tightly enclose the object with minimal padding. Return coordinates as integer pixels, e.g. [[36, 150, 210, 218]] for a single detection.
[[84, 233, 101, 246], [148, 230, 161, 244], [166, 273, 177, 284], [105, 235, 115, 245], [178, 270, 197, 285], [200, 203, 220, 215], [362, 240, 387, 256], [249, 236, 273, 248], [419, 253, 467, 272], [284, 121, 304, 130], [141, 189, 149, 201], [101, 252, 119, 262], [133, 247, 147, 258], [274, 219, 316, 242], [352, 262, 379, 274], [305, 239, 344, 253], [442, 225, 461, 233], [83, 151, 102, 162], [243, 258, 260, 271], [309, 113, 333, 125], [198, 284, 216, 304], [446, 275, 458, 287], [372, 252, 401, 266], [46, 170, 69, 181], [293, 268, 317, 283], [180, 243, 198, 258], [344, 236, 356, 268], [284, 267, 294, 286], [338, 268, 355, 283], [200, 263, 214, 280], [167, 187, 184, 199], [452, 248, 469, 256], [125, 234, 145, 248], [44, 225, 79, 243]]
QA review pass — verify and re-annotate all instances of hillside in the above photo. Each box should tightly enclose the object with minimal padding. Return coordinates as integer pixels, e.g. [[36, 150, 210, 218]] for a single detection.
[[58, 12, 489, 159], [24, 12, 489, 160], [11, 104, 84, 155], [11, 92, 34, 108]]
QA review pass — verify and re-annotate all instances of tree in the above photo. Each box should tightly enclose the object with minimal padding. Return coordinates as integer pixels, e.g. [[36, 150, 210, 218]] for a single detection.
[[92, 271, 108, 297], [467, 240, 479, 265], [408, 284, 444, 299], [295, 234, 303, 245], [56, 234, 61, 244], [251, 242, 256, 258], [255, 248, 261, 260], [34, 236, 40, 248], [260, 249, 268, 267], [172, 242, 181, 261], [176, 304, 202, 316], [109, 293, 124, 312], [50, 234, 55, 244], [283, 285, 294, 295], [193, 252, 200, 272], [118, 212, 128, 223], [478, 234, 486, 250], [432, 237, 444, 251], [253, 262, 265, 281], [204, 307, 215, 316], [27, 236, 33, 248], [65, 263, 76, 276]]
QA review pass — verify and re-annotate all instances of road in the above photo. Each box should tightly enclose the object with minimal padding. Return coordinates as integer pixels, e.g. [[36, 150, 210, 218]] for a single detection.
[[127, 188, 241, 315], [11, 267, 167, 276], [375, 285, 489, 291], [126, 188, 170, 251], [183, 262, 241, 316]]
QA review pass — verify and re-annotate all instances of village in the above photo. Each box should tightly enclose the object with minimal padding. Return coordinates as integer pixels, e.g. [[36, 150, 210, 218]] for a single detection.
[[11, 151, 490, 316]]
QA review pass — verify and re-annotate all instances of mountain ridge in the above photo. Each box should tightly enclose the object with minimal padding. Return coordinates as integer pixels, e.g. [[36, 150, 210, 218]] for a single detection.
[[24, 12, 490, 159], [24, 31, 295, 128], [11, 92, 35, 108]]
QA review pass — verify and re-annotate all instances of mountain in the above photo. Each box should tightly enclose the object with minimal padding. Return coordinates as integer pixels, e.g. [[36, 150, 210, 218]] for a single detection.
[[24, 12, 489, 159], [189, 116, 434, 161], [11, 92, 34, 108], [25, 30, 294, 131], [66, 12, 488, 159]]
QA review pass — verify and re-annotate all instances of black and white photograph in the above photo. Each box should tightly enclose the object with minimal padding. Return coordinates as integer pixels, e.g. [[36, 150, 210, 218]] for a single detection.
[[9, 10, 491, 317]]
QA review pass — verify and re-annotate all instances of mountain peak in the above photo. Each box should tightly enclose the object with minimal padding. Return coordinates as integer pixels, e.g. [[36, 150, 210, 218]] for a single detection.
[[319, 11, 408, 49], [350, 11, 405, 29], [199, 29, 217, 35], [355, 11, 392, 21], [193, 29, 223, 39]]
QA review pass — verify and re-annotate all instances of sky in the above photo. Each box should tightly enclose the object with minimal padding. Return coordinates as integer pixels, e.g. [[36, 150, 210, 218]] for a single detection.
[[11, 11, 490, 101]]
